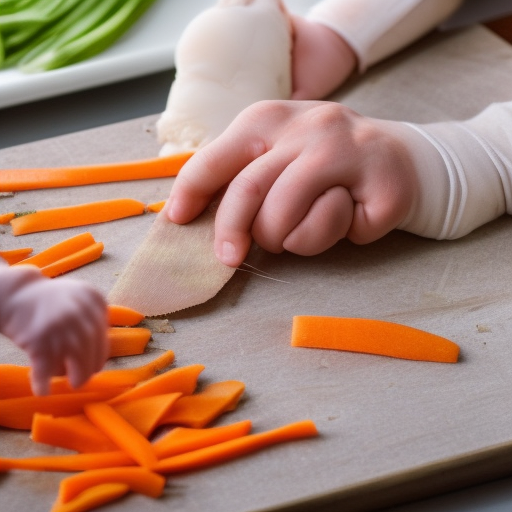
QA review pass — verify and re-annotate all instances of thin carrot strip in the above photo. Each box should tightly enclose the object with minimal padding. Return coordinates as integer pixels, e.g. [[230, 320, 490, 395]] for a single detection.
[[291, 316, 460, 363], [10, 198, 146, 236], [113, 393, 182, 438], [50, 483, 131, 512], [0, 420, 254, 473], [0, 212, 15, 224], [107, 304, 144, 326], [32, 414, 118, 453], [83, 402, 159, 469], [146, 201, 166, 213], [0, 351, 174, 399], [108, 327, 152, 358], [108, 364, 204, 406], [0, 152, 194, 192], [155, 420, 318, 473], [0, 389, 127, 430], [153, 420, 252, 459], [159, 381, 245, 428], [41, 242, 104, 278], [0, 450, 134, 473], [12, 232, 96, 268], [57, 467, 165, 504], [0, 247, 33, 264]]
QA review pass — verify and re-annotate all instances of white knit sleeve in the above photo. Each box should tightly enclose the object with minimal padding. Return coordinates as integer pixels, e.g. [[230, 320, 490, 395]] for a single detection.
[[307, 0, 463, 71], [397, 102, 512, 239]]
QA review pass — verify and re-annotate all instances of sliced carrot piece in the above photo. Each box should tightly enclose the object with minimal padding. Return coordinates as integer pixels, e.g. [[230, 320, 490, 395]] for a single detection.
[[1, 420, 255, 472], [0, 212, 15, 224], [57, 467, 165, 504], [50, 483, 130, 512], [291, 316, 460, 363], [108, 364, 204, 406], [159, 381, 245, 428], [0, 152, 193, 192], [153, 420, 252, 459], [0, 389, 127, 430], [10, 198, 146, 236], [41, 242, 104, 278], [12, 233, 95, 268], [32, 414, 118, 453], [108, 327, 152, 358], [0, 247, 33, 264], [0, 351, 174, 400], [107, 305, 144, 326], [146, 201, 166, 213], [114, 393, 182, 438], [83, 402, 159, 469], [0, 450, 134, 473], [155, 420, 318, 473]]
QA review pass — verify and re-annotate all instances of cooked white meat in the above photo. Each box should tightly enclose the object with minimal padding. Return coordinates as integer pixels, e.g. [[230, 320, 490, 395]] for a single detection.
[[157, 0, 292, 156]]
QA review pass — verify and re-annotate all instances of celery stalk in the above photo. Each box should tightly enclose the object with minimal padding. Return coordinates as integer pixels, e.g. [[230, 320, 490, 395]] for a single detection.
[[5, 0, 118, 67], [21, 0, 157, 73]]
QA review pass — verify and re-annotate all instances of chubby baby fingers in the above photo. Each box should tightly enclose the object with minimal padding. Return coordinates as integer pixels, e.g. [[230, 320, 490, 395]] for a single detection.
[[282, 186, 354, 255]]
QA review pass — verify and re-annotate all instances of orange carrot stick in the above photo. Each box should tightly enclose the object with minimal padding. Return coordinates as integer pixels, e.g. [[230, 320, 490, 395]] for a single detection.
[[0, 212, 15, 224], [114, 393, 182, 437], [0, 247, 33, 264], [0, 351, 174, 400], [0, 450, 134, 473], [12, 232, 96, 268], [153, 420, 252, 459], [155, 420, 318, 473], [57, 467, 165, 504], [41, 242, 104, 278], [108, 327, 152, 358], [0, 389, 127, 430], [32, 414, 118, 453], [83, 402, 159, 469], [159, 381, 245, 428], [107, 304, 144, 326], [108, 364, 204, 406], [146, 201, 166, 213], [0, 152, 194, 192], [291, 316, 460, 363], [10, 198, 146, 236], [1, 420, 254, 472], [50, 483, 130, 512]]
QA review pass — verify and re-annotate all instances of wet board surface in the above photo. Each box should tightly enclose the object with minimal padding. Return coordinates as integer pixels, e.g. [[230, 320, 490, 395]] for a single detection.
[[1, 25, 512, 512]]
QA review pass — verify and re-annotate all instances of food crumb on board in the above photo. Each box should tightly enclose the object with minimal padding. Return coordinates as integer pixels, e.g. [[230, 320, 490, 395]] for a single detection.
[[144, 318, 175, 334], [476, 324, 491, 333]]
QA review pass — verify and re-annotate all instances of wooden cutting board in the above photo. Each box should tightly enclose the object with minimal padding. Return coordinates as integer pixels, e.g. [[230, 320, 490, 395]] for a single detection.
[[1, 25, 512, 512]]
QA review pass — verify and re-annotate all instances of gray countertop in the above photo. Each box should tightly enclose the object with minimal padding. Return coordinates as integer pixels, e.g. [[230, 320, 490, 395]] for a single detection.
[[2, 70, 512, 512]]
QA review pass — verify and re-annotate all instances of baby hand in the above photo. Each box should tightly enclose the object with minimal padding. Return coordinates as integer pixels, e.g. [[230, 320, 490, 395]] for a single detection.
[[0, 268, 108, 395], [167, 100, 418, 267], [290, 15, 357, 100]]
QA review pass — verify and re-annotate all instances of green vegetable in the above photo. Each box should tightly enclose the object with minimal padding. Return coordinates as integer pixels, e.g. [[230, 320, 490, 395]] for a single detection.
[[0, 0, 158, 73]]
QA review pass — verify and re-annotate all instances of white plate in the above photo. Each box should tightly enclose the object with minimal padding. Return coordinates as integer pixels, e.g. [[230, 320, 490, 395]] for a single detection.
[[0, 0, 216, 109], [0, 0, 314, 109]]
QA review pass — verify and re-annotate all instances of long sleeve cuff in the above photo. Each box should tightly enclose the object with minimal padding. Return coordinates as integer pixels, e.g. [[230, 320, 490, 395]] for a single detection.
[[307, 0, 463, 71], [397, 102, 512, 239]]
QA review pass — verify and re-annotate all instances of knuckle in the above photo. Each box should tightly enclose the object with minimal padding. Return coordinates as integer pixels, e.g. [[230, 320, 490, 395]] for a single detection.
[[229, 173, 264, 201]]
